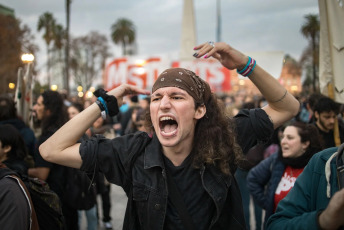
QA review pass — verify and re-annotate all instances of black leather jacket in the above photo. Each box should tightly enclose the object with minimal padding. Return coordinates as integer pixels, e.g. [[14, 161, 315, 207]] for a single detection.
[[79, 108, 274, 230]]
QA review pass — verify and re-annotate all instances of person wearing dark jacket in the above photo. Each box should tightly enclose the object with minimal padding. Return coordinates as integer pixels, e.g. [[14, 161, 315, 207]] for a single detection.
[[39, 41, 300, 229], [247, 122, 323, 228], [266, 145, 344, 230], [313, 96, 344, 148], [0, 124, 38, 230]]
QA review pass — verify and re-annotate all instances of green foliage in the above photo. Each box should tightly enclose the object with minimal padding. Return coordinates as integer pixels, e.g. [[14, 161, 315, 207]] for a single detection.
[[111, 18, 136, 55], [0, 14, 38, 94], [300, 14, 320, 93]]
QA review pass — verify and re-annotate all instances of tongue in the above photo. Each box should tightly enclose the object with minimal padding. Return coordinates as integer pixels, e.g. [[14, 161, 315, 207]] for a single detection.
[[163, 123, 177, 133]]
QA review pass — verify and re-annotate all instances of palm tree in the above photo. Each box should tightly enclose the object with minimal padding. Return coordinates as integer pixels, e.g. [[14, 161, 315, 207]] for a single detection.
[[52, 24, 65, 78], [111, 18, 136, 55], [37, 12, 56, 86], [300, 14, 320, 92], [53, 24, 65, 54]]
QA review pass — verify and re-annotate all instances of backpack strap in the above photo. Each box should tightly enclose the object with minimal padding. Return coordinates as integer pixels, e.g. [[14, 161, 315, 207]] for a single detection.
[[337, 143, 344, 190], [0, 164, 39, 230]]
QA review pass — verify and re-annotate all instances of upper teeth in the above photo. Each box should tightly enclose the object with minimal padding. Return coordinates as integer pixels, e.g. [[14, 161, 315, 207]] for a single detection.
[[160, 117, 174, 121]]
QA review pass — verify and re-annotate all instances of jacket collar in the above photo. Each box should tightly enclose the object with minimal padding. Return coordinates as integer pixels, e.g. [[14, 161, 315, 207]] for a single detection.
[[144, 133, 164, 169]]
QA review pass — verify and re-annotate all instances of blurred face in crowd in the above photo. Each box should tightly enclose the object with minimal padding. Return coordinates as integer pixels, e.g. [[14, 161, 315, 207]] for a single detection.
[[68, 106, 80, 120], [280, 126, 309, 158], [315, 111, 337, 132], [135, 120, 145, 132], [33, 96, 47, 121], [139, 98, 150, 110], [0, 141, 10, 162]]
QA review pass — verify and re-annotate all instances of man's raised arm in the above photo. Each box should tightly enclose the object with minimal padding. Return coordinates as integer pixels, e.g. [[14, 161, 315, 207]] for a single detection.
[[39, 84, 150, 169], [194, 42, 300, 129]]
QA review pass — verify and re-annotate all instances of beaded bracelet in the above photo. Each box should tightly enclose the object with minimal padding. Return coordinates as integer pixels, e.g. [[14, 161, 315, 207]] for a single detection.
[[95, 100, 107, 120], [237, 56, 257, 77]]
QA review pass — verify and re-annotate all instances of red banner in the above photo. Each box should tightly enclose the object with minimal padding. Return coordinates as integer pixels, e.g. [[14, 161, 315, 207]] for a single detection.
[[104, 57, 231, 92]]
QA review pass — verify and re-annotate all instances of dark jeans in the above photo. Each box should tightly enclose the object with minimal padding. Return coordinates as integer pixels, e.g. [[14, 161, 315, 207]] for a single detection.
[[235, 168, 262, 230], [62, 201, 79, 230], [100, 184, 111, 222]]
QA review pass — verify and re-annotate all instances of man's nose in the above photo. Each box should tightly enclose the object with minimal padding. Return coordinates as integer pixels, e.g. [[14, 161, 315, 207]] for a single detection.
[[329, 117, 336, 124], [160, 96, 171, 109]]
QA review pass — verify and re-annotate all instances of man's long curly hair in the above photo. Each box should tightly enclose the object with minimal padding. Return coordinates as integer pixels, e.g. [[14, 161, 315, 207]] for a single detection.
[[145, 92, 243, 176], [41, 90, 68, 134], [192, 93, 243, 175]]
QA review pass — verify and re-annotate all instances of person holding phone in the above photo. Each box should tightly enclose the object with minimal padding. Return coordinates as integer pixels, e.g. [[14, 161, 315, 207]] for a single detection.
[[267, 144, 344, 230]]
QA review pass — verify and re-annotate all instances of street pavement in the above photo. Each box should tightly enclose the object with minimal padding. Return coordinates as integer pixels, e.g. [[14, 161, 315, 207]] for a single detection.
[[80, 184, 127, 230]]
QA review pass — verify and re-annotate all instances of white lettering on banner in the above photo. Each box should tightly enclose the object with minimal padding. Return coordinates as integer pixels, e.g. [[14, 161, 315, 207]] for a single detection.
[[105, 58, 128, 87], [173, 60, 230, 92], [104, 57, 231, 92]]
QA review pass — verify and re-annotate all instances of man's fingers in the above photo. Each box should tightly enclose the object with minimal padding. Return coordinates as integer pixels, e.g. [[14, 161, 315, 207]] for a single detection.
[[194, 42, 217, 58], [125, 85, 151, 96], [193, 42, 208, 51]]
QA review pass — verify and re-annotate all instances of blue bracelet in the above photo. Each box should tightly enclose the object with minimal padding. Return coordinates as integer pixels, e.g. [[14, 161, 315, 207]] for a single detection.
[[246, 61, 257, 77], [237, 57, 251, 74], [97, 97, 109, 115]]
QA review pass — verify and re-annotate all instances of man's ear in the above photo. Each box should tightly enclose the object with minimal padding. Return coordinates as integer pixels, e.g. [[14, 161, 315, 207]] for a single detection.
[[195, 105, 206, 120], [45, 109, 51, 117], [3, 145, 11, 154], [314, 111, 319, 121]]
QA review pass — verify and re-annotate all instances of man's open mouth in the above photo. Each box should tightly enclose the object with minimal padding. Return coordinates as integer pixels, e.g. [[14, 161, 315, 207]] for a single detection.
[[159, 116, 178, 135]]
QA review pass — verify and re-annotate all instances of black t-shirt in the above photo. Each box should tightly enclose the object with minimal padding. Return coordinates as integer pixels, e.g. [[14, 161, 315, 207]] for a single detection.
[[235, 109, 274, 154], [34, 131, 66, 199], [314, 121, 344, 149], [163, 154, 215, 230]]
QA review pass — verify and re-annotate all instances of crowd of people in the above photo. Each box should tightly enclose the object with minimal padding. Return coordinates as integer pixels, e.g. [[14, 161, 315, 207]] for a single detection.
[[0, 40, 344, 230]]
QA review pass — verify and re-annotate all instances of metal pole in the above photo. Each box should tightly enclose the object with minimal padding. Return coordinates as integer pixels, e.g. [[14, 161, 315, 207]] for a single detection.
[[216, 0, 222, 42], [15, 68, 24, 118]]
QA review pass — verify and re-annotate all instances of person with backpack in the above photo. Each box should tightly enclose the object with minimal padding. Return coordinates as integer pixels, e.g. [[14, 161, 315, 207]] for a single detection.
[[39, 41, 300, 229], [0, 124, 39, 230], [0, 123, 64, 230]]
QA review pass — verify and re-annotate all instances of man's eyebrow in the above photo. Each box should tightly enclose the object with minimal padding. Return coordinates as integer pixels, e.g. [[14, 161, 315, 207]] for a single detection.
[[151, 92, 162, 97], [151, 91, 187, 98]]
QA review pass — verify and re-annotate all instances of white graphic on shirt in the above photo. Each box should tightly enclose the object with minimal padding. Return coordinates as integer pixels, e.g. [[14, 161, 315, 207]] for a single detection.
[[275, 172, 297, 194]]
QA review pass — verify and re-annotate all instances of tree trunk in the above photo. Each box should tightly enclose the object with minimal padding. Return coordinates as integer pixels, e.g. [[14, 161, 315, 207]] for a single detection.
[[123, 41, 127, 56], [47, 45, 50, 87], [64, 0, 71, 95], [312, 38, 317, 93]]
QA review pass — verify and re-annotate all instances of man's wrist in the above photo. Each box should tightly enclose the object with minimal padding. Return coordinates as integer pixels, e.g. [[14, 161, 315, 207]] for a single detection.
[[318, 210, 337, 230], [237, 56, 249, 70], [317, 210, 326, 230]]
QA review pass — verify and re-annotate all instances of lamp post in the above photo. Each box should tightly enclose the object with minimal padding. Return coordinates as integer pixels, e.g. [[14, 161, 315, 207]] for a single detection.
[[21, 53, 35, 126]]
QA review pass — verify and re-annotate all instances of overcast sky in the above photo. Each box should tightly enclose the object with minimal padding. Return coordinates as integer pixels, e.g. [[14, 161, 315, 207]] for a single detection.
[[3, 0, 319, 74]]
